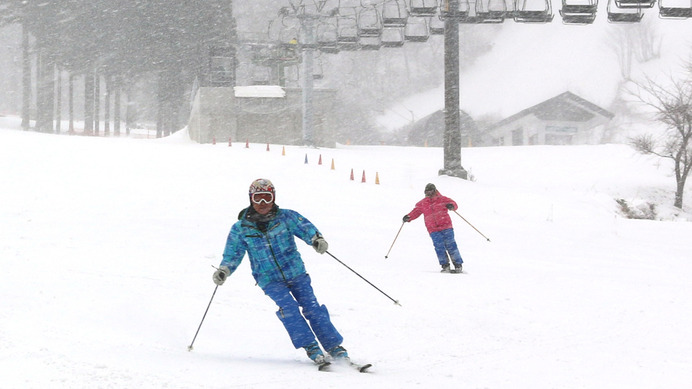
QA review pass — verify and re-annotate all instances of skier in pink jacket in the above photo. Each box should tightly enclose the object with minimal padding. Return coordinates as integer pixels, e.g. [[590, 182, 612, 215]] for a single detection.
[[403, 183, 464, 273]]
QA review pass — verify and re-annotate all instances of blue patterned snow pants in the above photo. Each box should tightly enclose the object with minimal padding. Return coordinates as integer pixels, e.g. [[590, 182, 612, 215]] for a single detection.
[[263, 273, 343, 352]]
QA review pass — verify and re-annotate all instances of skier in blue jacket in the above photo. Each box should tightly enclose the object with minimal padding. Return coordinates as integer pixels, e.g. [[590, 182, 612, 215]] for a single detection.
[[212, 178, 348, 366]]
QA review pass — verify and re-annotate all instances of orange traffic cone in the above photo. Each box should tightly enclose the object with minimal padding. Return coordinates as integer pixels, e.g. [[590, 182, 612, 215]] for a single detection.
[[282, 146, 286, 156], [212, 137, 216, 145], [349, 168, 354, 181], [318, 154, 322, 165], [228, 137, 232, 147], [375, 172, 380, 185], [361, 170, 366, 183], [330, 158, 335, 170], [245, 139, 249, 148], [266, 143, 270, 151], [304, 154, 309, 164]]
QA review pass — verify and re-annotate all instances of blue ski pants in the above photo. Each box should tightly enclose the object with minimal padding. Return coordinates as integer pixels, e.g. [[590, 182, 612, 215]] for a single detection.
[[430, 228, 464, 266], [262, 273, 343, 352]]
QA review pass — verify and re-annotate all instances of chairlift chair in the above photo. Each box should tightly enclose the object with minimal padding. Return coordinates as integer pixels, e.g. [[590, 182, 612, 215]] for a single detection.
[[514, 0, 555, 22], [358, 7, 384, 37], [404, 16, 430, 42], [615, 0, 656, 8], [382, 0, 409, 27], [560, 0, 598, 24], [658, 0, 692, 17], [476, 0, 509, 22], [359, 36, 383, 50], [409, 0, 439, 16], [607, 0, 644, 21], [439, 0, 472, 20], [337, 9, 360, 51], [316, 19, 340, 54], [428, 15, 446, 34], [381, 27, 406, 47]]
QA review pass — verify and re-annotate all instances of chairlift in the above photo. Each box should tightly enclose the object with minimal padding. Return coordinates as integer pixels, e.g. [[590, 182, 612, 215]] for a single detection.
[[359, 35, 383, 50], [428, 15, 445, 34], [358, 6, 384, 37], [316, 18, 339, 54], [439, 0, 471, 20], [382, 0, 409, 27], [607, 0, 644, 21], [615, 0, 656, 8], [278, 15, 302, 48], [659, 0, 692, 17], [404, 17, 430, 42], [381, 27, 406, 47], [409, 0, 439, 16], [560, 0, 598, 24], [476, 0, 510, 22], [514, 0, 555, 22], [337, 9, 360, 51]]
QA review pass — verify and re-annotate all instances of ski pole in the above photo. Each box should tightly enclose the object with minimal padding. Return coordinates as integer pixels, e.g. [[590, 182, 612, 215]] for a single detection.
[[453, 210, 491, 242], [384, 222, 405, 259], [325, 251, 401, 306], [187, 285, 219, 351]]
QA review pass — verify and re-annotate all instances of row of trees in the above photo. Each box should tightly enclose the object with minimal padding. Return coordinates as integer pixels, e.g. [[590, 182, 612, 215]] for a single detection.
[[0, 0, 236, 136]]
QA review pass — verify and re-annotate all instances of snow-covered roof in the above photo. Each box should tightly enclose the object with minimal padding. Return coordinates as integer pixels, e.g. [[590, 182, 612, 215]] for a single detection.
[[234, 85, 286, 98]]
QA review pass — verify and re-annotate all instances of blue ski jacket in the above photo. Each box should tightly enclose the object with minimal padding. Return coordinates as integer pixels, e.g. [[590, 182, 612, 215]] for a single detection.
[[220, 206, 320, 289]]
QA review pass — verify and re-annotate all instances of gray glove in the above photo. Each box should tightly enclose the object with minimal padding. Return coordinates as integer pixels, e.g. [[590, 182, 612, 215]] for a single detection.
[[312, 236, 328, 254], [213, 266, 231, 285]]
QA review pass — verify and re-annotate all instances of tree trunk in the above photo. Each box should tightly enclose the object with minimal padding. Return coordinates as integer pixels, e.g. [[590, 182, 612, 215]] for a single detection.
[[84, 72, 94, 135], [55, 68, 62, 134], [21, 20, 31, 131], [69, 73, 74, 134], [114, 79, 121, 136], [35, 47, 55, 133], [104, 76, 111, 136], [94, 74, 100, 136]]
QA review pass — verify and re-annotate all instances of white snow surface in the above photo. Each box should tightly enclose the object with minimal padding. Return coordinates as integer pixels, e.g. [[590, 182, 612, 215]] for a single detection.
[[1, 116, 691, 388]]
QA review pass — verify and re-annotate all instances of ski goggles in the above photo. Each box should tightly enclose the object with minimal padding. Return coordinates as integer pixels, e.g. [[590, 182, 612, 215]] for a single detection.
[[251, 191, 274, 204]]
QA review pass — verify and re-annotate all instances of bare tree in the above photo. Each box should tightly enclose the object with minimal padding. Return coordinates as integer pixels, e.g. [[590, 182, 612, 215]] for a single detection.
[[628, 66, 692, 209], [606, 20, 661, 80]]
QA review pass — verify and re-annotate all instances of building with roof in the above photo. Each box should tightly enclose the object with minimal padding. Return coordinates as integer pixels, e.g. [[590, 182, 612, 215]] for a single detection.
[[483, 91, 615, 146]]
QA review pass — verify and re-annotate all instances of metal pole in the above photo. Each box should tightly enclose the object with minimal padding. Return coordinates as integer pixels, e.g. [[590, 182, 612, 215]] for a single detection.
[[453, 210, 491, 242], [384, 222, 405, 259], [301, 15, 315, 146], [187, 285, 219, 351], [325, 251, 401, 306], [441, 0, 467, 179]]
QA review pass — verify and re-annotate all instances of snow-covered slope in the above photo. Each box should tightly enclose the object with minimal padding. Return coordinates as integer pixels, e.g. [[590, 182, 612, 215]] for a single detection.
[[1, 117, 691, 388]]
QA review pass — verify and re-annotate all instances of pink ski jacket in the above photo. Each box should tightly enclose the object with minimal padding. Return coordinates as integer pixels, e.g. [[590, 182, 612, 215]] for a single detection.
[[407, 192, 458, 234]]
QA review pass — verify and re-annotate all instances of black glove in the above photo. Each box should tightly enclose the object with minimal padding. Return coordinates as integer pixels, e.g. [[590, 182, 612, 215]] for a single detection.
[[446, 203, 454, 210], [213, 266, 231, 286], [403, 215, 411, 222]]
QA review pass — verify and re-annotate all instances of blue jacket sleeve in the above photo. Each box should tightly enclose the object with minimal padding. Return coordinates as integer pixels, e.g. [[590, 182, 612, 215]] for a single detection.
[[220, 222, 247, 275], [283, 209, 321, 245]]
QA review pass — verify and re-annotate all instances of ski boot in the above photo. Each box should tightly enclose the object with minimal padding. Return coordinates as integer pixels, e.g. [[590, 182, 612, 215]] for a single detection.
[[304, 342, 326, 365]]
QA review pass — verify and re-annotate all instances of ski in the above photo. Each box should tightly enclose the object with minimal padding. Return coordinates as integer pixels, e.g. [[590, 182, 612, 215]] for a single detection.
[[317, 361, 331, 371], [349, 361, 372, 373]]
